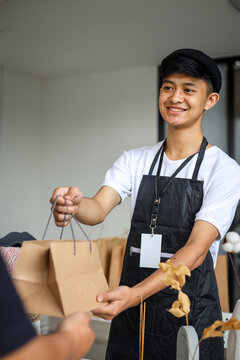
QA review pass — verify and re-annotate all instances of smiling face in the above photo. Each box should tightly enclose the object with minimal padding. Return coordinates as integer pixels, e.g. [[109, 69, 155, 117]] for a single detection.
[[159, 73, 219, 130]]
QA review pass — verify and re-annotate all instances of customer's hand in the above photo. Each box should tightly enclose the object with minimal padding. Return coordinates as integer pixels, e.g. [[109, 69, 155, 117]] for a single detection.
[[58, 311, 95, 359]]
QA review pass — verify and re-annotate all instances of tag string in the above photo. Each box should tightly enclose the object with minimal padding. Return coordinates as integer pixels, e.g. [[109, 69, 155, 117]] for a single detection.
[[42, 195, 92, 255]]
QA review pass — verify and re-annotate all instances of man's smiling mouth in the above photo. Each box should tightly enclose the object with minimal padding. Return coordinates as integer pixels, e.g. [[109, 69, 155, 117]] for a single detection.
[[167, 107, 187, 112]]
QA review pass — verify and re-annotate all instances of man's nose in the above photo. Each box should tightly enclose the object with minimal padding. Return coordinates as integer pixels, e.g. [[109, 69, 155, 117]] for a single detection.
[[170, 89, 183, 102]]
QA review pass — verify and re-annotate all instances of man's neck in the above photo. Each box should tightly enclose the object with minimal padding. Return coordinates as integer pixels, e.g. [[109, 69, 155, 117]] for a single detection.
[[165, 129, 206, 160]]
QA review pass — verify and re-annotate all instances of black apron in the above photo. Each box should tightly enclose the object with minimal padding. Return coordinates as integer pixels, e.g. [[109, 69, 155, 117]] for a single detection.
[[105, 138, 224, 360]]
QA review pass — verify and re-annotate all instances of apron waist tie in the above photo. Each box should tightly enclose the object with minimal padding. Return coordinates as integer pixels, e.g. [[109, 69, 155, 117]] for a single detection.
[[129, 246, 173, 259]]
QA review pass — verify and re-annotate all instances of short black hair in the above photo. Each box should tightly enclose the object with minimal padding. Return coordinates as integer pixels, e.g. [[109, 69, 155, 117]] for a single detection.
[[159, 49, 222, 94]]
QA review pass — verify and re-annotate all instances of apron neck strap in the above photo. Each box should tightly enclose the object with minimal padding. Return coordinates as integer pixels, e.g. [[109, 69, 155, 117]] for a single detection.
[[192, 136, 208, 180], [148, 137, 208, 180], [149, 137, 208, 234], [148, 142, 164, 175]]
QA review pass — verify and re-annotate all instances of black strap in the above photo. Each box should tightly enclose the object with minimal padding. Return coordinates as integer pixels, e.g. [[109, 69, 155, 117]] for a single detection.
[[150, 151, 196, 232], [148, 145, 163, 175], [156, 140, 166, 177], [149, 137, 208, 180], [149, 137, 208, 233], [192, 137, 208, 180], [155, 152, 196, 199]]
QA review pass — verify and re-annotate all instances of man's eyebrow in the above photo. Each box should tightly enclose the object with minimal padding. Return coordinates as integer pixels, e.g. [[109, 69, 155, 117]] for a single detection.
[[183, 82, 199, 88], [162, 79, 174, 84], [162, 79, 199, 88]]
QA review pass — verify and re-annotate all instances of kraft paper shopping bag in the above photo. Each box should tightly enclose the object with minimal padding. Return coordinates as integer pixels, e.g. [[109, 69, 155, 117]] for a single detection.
[[93, 237, 127, 289], [108, 244, 126, 290], [12, 239, 109, 317], [12, 196, 109, 317]]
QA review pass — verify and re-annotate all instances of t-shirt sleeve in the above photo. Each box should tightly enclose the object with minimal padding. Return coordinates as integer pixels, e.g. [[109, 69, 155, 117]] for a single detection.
[[195, 158, 240, 240], [0, 254, 36, 357], [102, 150, 132, 202]]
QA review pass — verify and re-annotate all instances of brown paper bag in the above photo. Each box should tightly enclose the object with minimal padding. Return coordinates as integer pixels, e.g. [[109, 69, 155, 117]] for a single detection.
[[12, 240, 109, 317], [108, 244, 126, 290], [215, 254, 229, 312], [93, 237, 127, 289]]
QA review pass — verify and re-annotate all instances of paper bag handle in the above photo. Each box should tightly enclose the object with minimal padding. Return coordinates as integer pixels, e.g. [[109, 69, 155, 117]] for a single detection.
[[60, 214, 92, 254], [42, 195, 92, 255]]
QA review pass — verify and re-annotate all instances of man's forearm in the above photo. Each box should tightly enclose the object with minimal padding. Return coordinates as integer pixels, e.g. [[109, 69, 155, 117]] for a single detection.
[[129, 250, 196, 307], [92, 220, 218, 320], [131, 228, 217, 311], [75, 186, 121, 225], [75, 197, 106, 225]]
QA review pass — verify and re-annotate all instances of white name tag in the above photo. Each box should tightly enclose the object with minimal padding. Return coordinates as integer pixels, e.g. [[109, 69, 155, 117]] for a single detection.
[[139, 233, 162, 268]]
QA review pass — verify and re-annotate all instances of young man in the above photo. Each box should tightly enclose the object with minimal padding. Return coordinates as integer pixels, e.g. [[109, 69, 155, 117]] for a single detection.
[[51, 49, 240, 359], [0, 253, 95, 360]]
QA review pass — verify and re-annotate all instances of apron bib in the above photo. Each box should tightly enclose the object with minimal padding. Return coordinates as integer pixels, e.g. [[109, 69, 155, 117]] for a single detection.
[[106, 138, 224, 360]]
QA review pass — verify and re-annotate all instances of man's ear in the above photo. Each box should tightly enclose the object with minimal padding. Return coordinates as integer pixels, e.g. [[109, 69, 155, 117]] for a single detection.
[[204, 93, 219, 111]]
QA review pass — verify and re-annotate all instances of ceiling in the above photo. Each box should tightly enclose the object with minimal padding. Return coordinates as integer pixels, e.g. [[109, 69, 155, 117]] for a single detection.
[[0, 0, 240, 78]]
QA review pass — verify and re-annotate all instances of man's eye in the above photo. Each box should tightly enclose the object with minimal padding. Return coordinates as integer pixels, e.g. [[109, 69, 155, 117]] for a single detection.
[[163, 86, 172, 91], [185, 88, 194, 93]]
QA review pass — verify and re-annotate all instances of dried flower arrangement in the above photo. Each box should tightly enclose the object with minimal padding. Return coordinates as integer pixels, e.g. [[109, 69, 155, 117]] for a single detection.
[[158, 260, 240, 360]]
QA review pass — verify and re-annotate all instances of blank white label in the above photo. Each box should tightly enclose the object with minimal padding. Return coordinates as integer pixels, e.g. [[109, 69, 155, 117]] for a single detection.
[[139, 233, 162, 268]]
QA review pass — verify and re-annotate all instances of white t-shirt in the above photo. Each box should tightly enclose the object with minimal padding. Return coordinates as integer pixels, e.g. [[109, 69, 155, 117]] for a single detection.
[[103, 141, 240, 266]]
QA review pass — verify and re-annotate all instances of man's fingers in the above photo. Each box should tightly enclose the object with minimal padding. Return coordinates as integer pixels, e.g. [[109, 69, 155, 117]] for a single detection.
[[54, 204, 77, 215], [55, 220, 70, 227], [69, 195, 83, 205], [92, 304, 117, 320], [50, 187, 70, 204], [53, 203, 78, 227], [50, 187, 82, 205], [96, 290, 118, 303], [53, 211, 74, 227], [50, 187, 83, 228], [97, 293, 109, 303], [66, 187, 83, 200], [54, 212, 72, 220]]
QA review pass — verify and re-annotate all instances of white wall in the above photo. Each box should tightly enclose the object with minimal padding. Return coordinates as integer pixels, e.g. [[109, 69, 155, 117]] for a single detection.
[[202, 64, 228, 153], [0, 66, 158, 240], [42, 66, 158, 239], [0, 69, 43, 238]]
